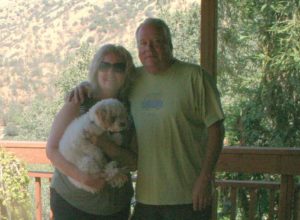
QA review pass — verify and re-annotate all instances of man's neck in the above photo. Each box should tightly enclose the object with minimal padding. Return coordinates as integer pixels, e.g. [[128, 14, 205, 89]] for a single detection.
[[147, 58, 176, 74]]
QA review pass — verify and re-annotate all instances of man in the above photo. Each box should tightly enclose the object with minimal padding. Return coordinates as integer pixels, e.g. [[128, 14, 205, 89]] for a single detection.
[[129, 18, 224, 220]]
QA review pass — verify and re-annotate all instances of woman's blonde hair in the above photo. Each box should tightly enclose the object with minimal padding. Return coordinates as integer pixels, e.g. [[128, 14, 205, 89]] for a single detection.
[[88, 44, 137, 102]]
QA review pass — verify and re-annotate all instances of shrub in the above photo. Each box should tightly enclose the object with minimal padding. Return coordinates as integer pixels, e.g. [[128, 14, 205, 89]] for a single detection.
[[4, 123, 18, 137], [0, 148, 32, 219]]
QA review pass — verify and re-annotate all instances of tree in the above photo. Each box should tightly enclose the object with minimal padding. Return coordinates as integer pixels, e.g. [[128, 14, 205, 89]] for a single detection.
[[158, 1, 200, 64], [216, 0, 300, 148], [217, 1, 300, 218], [56, 43, 94, 97]]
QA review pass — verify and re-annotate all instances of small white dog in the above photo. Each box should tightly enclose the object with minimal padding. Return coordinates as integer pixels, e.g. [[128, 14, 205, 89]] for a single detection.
[[59, 98, 129, 193]]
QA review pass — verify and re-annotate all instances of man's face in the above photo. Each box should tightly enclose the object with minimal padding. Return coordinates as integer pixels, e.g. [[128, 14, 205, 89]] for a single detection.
[[136, 23, 173, 74]]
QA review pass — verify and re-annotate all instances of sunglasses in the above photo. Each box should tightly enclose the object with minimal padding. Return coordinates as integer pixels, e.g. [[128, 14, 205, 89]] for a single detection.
[[99, 62, 126, 73]]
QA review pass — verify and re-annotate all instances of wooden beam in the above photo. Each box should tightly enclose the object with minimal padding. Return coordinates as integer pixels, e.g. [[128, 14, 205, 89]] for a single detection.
[[2, 141, 300, 175], [200, 0, 218, 77], [217, 147, 300, 175], [34, 177, 42, 220], [0, 140, 50, 164]]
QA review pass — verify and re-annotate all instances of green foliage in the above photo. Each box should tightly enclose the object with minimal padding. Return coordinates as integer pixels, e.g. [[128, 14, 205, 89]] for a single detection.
[[158, 1, 200, 64], [0, 148, 32, 219], [218, 0, 300, 147], [216, 1, 300, 219], [218, 0, 264, 146], [257, 3, 300, 147], [56, 43, 95, 97], [12, 97, 61, 141]]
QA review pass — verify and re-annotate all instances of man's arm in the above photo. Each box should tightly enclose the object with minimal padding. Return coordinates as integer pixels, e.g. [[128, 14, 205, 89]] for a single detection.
[[192, 120, 225, 211], [95, 132, 138, 172], [67, 81, 90, 104]]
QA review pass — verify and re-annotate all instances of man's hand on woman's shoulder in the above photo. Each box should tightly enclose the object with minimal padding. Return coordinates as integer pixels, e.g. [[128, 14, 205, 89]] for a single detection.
[[66, 81, 93, 104]]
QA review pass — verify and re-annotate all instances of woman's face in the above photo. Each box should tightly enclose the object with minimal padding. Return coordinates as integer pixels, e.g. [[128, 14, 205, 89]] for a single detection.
[[97, 52, 126, 95]]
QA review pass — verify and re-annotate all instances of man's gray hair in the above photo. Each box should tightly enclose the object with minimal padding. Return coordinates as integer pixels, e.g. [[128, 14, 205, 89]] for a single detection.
[[135, 18, 173, 51]]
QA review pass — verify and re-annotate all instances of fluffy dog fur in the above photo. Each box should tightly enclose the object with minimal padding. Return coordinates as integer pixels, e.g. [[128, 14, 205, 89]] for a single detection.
[[59, 98, 129, 193]]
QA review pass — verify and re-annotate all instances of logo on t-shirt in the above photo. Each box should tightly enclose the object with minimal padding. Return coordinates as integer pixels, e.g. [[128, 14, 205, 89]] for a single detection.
[[142, 99, 163, 109], [141, 93, 163, 110]]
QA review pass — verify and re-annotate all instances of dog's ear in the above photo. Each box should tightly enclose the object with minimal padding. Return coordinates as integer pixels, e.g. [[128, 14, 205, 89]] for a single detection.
[[95, 108, 105, 119]]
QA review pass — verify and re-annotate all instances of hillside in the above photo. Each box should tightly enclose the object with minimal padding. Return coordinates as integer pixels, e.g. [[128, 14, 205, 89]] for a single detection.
[[0, 0, 199, 136], [0, 0, 161, 112]]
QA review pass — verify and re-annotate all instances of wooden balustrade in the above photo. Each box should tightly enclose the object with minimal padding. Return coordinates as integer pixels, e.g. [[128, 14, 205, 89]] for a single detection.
[[28, 171, 53, 220], [213, 180, 282, 220], [1, 141, 300, 219], [216, 146, 300, 219]]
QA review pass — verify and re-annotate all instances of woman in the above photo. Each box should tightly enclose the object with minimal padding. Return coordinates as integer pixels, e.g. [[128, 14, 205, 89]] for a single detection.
[[46, 44, 137, 220]]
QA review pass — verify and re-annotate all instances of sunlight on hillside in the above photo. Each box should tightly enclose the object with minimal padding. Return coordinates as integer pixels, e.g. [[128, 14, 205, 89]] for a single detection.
[[0, 0, 10, 7], [0, 0, 200, 140]]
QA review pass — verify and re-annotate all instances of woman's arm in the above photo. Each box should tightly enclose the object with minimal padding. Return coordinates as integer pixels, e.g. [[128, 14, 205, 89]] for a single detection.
[[46, 101, 105, 189]]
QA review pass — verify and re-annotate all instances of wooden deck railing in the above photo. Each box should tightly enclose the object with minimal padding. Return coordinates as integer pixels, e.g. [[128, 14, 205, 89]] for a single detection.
[[217, 147, 300, 220], [28, 171, 53, 220], [1, 141, 300, 220], [213, 180, 282, 220]]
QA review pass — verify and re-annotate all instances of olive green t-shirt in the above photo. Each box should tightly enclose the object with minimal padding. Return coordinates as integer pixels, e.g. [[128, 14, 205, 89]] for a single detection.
[[129, 60, 224, 205], [51, 98, 133, 215]]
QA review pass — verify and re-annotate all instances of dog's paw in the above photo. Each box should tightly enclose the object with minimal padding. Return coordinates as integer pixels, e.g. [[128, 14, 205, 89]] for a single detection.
[[83, 129, 98, 145], [109, 173, 128, 188], [104, 161, 128, 188]]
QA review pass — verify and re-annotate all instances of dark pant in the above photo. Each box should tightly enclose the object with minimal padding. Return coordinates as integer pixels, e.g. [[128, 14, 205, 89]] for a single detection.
[[50, 188, 130, 220], [131, 202, 211, 220]]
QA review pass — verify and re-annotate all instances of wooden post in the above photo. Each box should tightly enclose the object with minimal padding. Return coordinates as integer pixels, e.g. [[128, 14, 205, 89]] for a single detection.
[[268, 189, 275, 220], [200, 0, 218, 78], [249, 189, 257, 220], [278, 175, 294, 220], [35, 177, 42, 220], [212, 188, 218, 220], [295, 187, 300, 220], [230, 187, 237, 220]]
